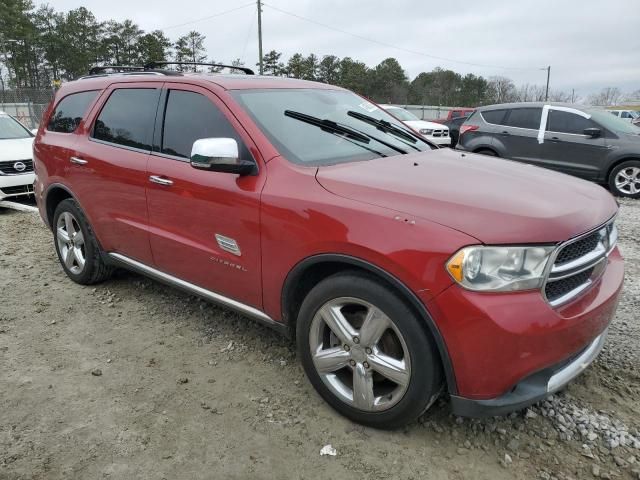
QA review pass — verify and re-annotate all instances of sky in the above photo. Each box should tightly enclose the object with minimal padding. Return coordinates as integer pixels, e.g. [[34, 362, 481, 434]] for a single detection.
[[52, 0, 640, 99]]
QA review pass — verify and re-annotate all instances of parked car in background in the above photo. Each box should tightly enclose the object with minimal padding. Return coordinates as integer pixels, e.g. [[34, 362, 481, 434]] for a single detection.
[[380, 105, 451, 147], [607, 109, 639, 124], [34, 67, 622, 428], [457, 102, 640, 198], [0, 111, 36, 201], [432, 108, 475, 123]]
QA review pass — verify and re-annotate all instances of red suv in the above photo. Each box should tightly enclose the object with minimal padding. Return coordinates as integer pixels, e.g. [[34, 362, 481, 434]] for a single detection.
[[33, 65, 624, 428]]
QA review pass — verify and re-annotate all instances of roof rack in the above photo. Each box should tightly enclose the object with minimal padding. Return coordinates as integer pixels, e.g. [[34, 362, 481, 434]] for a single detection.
[[88, 65, 145, 75], [144, 61, 254, 75]]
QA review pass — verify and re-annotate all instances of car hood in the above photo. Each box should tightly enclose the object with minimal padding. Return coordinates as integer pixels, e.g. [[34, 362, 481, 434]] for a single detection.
[[316, 149, 618, 244], [0, 137, 33, 162], [403, 120, 447, 131]]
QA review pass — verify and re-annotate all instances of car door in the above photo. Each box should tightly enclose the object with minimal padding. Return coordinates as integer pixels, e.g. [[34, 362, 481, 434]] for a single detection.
[[72, 83, 161, 264], [540, 109, 607, 179], [145, 83, 265, 309], [497, 107, 544, 164]]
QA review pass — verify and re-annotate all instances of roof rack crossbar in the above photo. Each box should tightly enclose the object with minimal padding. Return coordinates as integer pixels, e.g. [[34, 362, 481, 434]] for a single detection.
[[88, 65, 145, 75], [143, 61, 254, 75]]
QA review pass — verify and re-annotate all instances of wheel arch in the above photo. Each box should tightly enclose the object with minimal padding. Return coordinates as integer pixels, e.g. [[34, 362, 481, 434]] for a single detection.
[[281, 253, 458, 394], [44, 183, 76, 230], [472, 146, 499, 156]]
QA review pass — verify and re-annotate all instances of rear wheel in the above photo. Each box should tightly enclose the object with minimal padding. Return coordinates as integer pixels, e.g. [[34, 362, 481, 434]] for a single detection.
[[475, 149, 498, 157], [296, 272, 443, 429], [53, 199, 113, 284], [608, 160, 640, 198]]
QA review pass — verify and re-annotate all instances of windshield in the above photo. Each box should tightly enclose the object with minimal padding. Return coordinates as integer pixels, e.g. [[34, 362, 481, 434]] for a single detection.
[[385, 107, 419, 122], [589, 109, 640, 135], [0, 115, 33, 140], [231, 89, 432, 165]]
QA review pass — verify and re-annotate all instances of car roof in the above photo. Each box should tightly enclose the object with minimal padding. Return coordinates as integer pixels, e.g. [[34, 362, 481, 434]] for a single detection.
[[57, 72, 343, 96]]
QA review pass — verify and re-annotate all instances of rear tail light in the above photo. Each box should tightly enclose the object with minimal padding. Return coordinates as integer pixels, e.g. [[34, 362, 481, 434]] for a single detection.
[[459, 125, 479, 136]]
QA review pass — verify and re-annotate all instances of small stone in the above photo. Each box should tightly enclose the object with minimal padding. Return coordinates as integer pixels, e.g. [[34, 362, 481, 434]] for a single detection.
[[614, 456, 627, 467], [177, 377, 189, 384], [507, 439, 520, 452], [91, 368, 102, 376], [525, 409, 538, 419], [588, 432, 598, 441], [500, 453, 513, 468], [592, 464, 600, 477], [106, 358, 112, 363]]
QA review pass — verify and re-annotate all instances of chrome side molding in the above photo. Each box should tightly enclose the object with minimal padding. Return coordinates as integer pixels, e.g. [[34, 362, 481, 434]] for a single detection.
[[107, 252, 278, 326]]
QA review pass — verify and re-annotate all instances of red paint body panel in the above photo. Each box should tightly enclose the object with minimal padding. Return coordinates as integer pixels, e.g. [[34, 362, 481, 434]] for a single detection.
[[33, 73, 624, 403]]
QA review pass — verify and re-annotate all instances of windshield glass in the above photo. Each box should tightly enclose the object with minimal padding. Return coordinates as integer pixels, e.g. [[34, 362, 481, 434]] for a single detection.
[[231, 88, 432, 165], [385, 107, 419, 122], [0, 115, 32, 140], [589, 109, 640, 135]]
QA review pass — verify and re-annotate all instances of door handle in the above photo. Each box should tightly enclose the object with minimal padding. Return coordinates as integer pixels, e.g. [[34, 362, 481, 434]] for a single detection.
[[500, 130, 510, 135], [149, 175, 174, 186], [70, 156, 88, 165]]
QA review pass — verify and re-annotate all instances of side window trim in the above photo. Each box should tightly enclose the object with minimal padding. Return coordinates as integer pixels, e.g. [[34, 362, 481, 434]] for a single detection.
[[88, 85, 162, 153]]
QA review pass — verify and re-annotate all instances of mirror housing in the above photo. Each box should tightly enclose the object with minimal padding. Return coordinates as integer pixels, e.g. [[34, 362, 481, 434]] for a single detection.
[[190, 138, 256, 175], [583, 128, 601, 138]]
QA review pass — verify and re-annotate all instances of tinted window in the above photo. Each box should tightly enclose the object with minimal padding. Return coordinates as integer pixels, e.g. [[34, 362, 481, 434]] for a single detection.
[[47, 90, 98, 133], [547, 110, 595, 134], [505, 108, 542, 129], [92, 89, 159, 150], [621, 111, 631, 119], [161, 90, 249, 159], [481, 109, 507, 125]]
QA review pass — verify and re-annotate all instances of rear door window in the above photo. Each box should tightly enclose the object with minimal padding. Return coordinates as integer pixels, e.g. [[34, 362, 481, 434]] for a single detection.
[[159, 89, 250, 160], [47, 90, 99, 133], [504, 108, 542, 129], [547, 110, 595, 134], [92, 88, 160, 151], [480, 109, 508, 125]]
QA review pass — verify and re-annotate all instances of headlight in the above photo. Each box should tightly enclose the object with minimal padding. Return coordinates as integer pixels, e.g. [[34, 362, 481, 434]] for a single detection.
[[420, 128, 433, 135], [605, 223, 617, 254], [446, 245, 555, 291]]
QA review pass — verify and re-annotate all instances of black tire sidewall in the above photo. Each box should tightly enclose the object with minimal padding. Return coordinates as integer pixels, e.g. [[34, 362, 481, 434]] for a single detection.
[[296, 272, 442, 429], [609, 161, 640, 198], [53, 199, 100, 284]]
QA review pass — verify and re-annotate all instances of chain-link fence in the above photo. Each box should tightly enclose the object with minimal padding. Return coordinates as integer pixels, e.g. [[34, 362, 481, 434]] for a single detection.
[[0, 88, 55, 129]]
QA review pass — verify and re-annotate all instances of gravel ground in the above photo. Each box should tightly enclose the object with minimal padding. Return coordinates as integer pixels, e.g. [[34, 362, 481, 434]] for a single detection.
[[1, 198, 639, 480]]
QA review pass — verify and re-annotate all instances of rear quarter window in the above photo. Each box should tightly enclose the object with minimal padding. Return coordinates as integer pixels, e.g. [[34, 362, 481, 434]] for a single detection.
[[480, 109, 508, 125], [47, 90, 99, 133], [504, 108, 542, 129]]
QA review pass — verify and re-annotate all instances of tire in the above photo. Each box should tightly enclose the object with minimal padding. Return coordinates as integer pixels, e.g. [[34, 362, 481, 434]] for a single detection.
[[608, 160, 640, 198], [475, 149, 497, 157], [296, 271, 443, 429], [52, 198, 113, 284]]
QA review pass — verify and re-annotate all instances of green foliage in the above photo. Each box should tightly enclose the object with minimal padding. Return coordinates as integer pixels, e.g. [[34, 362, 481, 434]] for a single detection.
[[259, 49, 285, 76]]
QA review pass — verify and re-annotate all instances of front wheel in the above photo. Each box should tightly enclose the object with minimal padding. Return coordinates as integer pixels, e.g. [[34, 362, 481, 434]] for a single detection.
[[296, 272, 443, 429], [608, 161, 640, 198]]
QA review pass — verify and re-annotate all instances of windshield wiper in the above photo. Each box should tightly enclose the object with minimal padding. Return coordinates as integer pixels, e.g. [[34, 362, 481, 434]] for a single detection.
[[347, 110, 422, 151], [285, 110, 403, 155]]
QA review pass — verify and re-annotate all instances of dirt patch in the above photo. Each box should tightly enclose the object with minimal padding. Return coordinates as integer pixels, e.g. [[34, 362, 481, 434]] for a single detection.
[[1, 200, 639, 479]]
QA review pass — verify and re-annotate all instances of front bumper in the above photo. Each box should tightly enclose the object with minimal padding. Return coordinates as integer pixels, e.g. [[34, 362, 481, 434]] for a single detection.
[[427, 136, 452, 147], [0, 173, 36, 200], [450, 329, 607, 417], [427, 248, 623, 416]]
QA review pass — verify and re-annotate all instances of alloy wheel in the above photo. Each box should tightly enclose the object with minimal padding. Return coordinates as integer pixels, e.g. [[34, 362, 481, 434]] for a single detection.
[[56, 211, 86, 275], [308, 297, 411, 412], [615, 166, 640, 195]]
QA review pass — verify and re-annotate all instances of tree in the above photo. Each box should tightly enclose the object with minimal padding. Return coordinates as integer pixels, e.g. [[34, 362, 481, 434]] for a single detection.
[[301, 53, 319, 80], [136, 30, 171, 65], [259, 50, 285, 76], [174, 31, 206, 71], [286, 53, 305, 78], [368, 57, 408, 103], [486, 76, 517, 104], [318, 55, 340, 84], [337, 57, 369, 96], [588, 87, 622, 106], [57, 7, 102, 80]]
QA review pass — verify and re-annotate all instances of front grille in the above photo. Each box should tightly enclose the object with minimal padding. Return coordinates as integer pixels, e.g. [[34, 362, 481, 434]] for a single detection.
[[0, 159, 33, 175], [0, 184, 34, 195], [545, 267, 594, 303], [555, 231, 601, 265]]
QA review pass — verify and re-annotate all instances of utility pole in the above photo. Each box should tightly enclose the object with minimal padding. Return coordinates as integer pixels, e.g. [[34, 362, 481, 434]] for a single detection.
[[257, 0, 263, 75], [544, 65, 551, 102]]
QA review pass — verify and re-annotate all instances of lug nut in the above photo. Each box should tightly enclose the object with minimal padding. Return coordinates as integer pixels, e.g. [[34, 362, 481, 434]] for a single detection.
[[353, 337, 360, 344], [343, 344, 350, 352], [349, 360, 356, 367], [365, 347, 372, 354], [363, 362, 370, 369]]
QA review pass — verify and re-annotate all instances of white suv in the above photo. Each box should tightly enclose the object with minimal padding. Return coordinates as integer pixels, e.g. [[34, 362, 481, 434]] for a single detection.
[[0, 112, 35, 201], [380, 105, 451, 147], [608, 109, 640, 125]]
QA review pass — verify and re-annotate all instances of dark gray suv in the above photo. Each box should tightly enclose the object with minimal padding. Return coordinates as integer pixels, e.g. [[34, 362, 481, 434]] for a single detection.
[[457, 102, 640, 198]]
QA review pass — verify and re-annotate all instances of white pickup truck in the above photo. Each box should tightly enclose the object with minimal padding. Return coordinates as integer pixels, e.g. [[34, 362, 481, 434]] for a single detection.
[[607, 109, 640, 125]]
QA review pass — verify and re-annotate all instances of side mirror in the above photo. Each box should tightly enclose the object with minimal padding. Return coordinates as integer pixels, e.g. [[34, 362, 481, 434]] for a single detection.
[[190, 138, 256, 175], [584, 128, 601, 138]]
